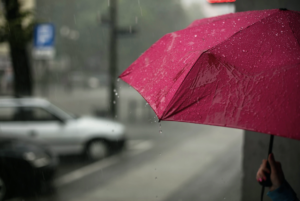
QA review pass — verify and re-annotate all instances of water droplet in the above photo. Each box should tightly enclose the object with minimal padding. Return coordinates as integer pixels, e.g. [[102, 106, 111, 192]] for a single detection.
[[115, 93, 118, 96], [194, 35, 197, 37], [113, 89, 117, 92], [159, 122, 163, 134], [113, 101, 116, 104], [117, 78, 120, 82]]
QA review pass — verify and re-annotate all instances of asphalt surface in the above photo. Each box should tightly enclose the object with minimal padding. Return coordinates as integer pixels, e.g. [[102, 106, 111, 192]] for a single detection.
[[8, 87, 244, 201]]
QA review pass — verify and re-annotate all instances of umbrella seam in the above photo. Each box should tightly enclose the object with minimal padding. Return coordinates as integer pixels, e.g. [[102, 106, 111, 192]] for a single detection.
[[161, 51, 206, 120], [286, 13, 300, 48], [161, 10, 280, 120], [206, 10, 280, 54]]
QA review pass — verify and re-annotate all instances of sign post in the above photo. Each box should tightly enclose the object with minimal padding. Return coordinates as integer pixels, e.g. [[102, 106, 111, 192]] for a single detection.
[[32, 24, 55, 95], [33, 24, 55, 60]]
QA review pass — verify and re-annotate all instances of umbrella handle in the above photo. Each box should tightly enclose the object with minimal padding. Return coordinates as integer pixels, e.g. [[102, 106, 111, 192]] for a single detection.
[[259, 134, 274, 187], [259, 135, 275, 201], [259, 163, 272, 187]]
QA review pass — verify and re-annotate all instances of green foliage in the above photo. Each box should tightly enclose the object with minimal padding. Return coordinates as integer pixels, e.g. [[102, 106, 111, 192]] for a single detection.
[[0, 2, 37, 46]]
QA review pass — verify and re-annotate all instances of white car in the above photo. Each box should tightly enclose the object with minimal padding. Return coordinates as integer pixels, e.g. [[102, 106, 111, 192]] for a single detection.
[[0, 98, 126, 160]]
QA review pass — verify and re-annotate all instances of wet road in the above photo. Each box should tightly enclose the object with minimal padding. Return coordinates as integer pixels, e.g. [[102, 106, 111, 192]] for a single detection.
[[12, 121, 243, 201], [5, 87, 245, 201]]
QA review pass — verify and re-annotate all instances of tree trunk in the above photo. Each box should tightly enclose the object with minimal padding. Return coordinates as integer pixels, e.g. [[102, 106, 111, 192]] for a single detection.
[[2, 0, 33, 97]]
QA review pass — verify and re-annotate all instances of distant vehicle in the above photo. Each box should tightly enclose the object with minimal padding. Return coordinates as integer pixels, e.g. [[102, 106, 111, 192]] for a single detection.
[[0, 136, 58, 200], [0, 98, 127, 160]]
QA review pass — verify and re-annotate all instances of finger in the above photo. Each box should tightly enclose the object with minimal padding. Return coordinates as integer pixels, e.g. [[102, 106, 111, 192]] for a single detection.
[[261, 159, 268, 168], [257, 167, 269, 176], [262, 167, 270, 174], [276, 161, 282, 168], [257, 172, 266, 181], [275, 162, 283, 173], [268, 153, 276, 172], [256, 174, 263, 182]]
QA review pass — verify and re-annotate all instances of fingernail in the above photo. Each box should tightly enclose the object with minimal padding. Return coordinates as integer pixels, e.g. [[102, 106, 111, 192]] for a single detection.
[[259, 178, 262, 182]]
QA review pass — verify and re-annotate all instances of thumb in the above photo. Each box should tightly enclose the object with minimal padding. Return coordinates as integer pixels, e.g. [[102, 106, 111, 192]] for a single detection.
[[268, 153, 276, 171]]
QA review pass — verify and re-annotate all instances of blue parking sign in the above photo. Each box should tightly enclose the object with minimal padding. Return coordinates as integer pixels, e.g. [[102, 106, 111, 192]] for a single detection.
[[34, 24, 55, 48]]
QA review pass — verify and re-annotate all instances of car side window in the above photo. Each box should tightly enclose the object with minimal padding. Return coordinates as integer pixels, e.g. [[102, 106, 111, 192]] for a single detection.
[[0, 107, 23, 122], [23, 107, 59, 122]]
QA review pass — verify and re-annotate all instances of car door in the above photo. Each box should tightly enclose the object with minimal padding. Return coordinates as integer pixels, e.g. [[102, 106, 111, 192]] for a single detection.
[[0, 106, 27, 136], [22, 106, 81, 155]]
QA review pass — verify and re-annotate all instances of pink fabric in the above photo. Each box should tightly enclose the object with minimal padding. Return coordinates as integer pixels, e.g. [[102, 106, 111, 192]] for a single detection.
[[119, 9, 300, 140]]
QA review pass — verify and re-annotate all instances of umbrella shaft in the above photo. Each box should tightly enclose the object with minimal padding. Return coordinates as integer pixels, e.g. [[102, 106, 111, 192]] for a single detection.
[[267, 135, 274, 156]]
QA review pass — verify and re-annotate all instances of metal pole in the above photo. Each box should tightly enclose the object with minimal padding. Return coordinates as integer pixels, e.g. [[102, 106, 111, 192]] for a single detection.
[[109, 0, 118, 118]]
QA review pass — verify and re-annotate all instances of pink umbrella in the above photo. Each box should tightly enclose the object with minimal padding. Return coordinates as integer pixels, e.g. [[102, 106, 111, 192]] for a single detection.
[[119, 8, 300, 198]]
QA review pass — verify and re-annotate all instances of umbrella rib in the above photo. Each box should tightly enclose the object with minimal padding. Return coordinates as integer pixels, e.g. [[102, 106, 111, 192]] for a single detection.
[[205, 11, 279, 54], [161, 10, 281, 120], [161, 52, 206, 120], [286, 14, 300, 48], [164, 94, 211, 120]]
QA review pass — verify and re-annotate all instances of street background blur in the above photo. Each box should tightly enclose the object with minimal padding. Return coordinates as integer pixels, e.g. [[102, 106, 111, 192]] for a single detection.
[[1, 0, 300, 201]]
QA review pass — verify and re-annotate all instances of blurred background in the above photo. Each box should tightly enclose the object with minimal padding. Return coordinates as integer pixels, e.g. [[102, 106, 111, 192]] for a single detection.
[[2, 0, 297, 201]]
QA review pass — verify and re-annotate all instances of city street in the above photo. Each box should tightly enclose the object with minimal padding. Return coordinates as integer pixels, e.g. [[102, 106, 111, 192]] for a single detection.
[[1, 1, 299, 201], [4, 87, 245, 201]]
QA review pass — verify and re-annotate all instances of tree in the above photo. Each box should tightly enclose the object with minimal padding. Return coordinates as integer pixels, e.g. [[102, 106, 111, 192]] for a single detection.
[[1, 0, 36, 96]]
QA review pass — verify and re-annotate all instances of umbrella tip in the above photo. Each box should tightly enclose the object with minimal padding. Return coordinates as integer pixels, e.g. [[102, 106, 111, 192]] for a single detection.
[[279, 8, 287, 10]]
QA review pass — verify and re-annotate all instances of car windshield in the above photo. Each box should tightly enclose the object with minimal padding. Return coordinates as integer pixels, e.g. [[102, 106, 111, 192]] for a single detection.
[[48, 104, 75, 120]]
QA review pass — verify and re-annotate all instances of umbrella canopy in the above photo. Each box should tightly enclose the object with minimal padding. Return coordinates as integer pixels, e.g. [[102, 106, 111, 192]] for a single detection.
[[119, 9, 300, 140]]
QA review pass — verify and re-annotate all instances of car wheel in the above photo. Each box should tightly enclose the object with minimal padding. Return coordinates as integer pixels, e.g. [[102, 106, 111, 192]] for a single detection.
[[85, 140, 109, 161], [0, 175, 7, 201]]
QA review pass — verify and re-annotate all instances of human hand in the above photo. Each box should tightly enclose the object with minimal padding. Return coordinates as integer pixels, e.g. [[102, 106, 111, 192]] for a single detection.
[[256, 153, 285, 191]]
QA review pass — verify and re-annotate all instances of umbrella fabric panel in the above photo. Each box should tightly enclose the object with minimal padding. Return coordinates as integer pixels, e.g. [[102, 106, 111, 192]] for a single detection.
[[120, 9, 300, 140], [120, 9, 279, 118], [163, 11, 300, 140], [120, 47, 202, 117], [163, 53, 300, 140]]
